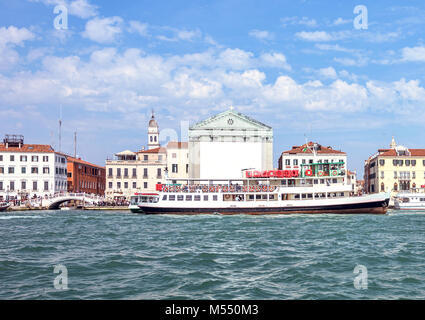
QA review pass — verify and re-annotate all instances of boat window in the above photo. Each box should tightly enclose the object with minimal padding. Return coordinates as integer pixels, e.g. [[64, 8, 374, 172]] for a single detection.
[[281, 180, 287, 186], [203, 195, 208, 201], [213, 195, 218, 201], [269, 194, 277, 201], [247, 194, 254, 201], [262, 194, 267, 200], [314, 179, 318, 184], [340, 192, 344, 197], [307, 193, 313, 199], [162, 195, 167, 201], [420, 198, 425, 202], [281, 194, 289, 201], [185, 195, 192, 201], [301, 194, 306, 199], [169, 195, 176, 201], [256, 194, 261, 200], [177, 195, 184, 201], [332, 179, 337, 184], [320, 179, 325, 184], [294, 194, 300, 200], [194, 195, 201, 201]]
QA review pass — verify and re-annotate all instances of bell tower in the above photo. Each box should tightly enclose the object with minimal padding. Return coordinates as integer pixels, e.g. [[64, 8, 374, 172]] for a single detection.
[[148, 110, 160, 150]]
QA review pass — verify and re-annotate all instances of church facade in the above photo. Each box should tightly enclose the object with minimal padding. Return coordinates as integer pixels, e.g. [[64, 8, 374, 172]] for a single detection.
[[188, 108, 273, 180]]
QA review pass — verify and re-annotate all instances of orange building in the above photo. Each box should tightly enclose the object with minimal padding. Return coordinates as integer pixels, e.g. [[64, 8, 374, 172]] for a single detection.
[[66, 156, 106, 195]]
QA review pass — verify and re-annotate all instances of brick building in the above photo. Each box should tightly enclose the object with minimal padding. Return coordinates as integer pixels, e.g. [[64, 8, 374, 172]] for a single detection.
[[67, 156, 106, 195]]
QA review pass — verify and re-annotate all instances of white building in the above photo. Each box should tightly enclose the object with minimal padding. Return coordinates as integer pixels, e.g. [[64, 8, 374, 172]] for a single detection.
[[0, 135, 68, 201], [188, 108, 273, 179], [105, 113, 189, 200]]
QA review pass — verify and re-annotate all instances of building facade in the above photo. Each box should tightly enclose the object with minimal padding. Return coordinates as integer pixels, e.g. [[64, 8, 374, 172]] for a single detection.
[[105, 113, 188, 200], [364, 137, 425, 194], [0, 135, 67, 201], [279, 142, 347, 173], [67, 156, 106, 195], [189, 108, 273, 180]]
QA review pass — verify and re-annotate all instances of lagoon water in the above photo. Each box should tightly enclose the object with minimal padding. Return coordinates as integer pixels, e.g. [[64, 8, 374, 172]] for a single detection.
[[1, 209, 425, 299]]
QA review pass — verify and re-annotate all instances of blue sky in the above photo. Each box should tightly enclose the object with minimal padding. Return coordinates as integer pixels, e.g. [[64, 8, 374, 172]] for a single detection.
[[1, 0, 425, 177]]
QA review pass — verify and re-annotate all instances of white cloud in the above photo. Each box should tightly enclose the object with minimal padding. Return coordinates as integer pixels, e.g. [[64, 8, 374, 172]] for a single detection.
[[259, 52, 291, 70], [249, 29, 274, 41], [295, 31, 333, 42], [156, 28, 202, 42], [401, 46, 425, 62], [30, 0, 97, 18], [332, 17, 351, 26], [82, 16, 123, 43], [0, 26, 35, 47], [218, 48, 254, 70], [128, 21, 149, 37], [281, 17, 317, 27], [318, 67, 337, 79]]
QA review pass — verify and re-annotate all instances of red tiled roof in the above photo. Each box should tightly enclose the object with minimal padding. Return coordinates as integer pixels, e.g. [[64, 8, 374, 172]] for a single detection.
[[67, 156, 105, 169], [167, 141, 188, 149], [378, 149, 425, 157], [0, 143, 54, 153], [282, 142, 346, 155], [137, 147, 167, 154]]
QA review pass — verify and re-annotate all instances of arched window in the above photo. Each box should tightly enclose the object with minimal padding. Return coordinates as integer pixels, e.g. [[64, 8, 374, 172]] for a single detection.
[[381, 183, 385, 192], [393, 182, 398, 191], [150, 136, 153, 142], [154, 136, 157, 142]]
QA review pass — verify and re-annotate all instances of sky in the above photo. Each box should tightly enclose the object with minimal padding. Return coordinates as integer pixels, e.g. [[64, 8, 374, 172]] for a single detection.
[[1, 0, 425, 177]]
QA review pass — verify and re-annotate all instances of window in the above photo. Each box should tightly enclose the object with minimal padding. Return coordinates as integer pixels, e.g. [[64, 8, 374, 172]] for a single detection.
[[43, 167, 49, 174], [21, 167, 26, 174], [144, 155, 148, 161], [10, 181, 15, 191], [381, 183, 385, 192], [186, 164, 189, 173], [32, 156, 38, 162], [143, 168, 148, 178], [44, 181, 49, 191], [124, 182, 128, 189], [394, 183, 398, 191], [32, 181, 37, 191], [412, 160, 416, 166], [194, 195, 201, 201], [21, 181, 26, 190], [108, 182, 112, 188], [393, 159, 397, 166], [117, 168, 121, 177], [186, 195, 192, 201], [157, 168, 161, 177], [0, 181, 3, 190], [0, 155, 2, 161], [177, 195, 184, 201], [10, 155, 14, 162], [413, 171, 416, 179], [117, 182, 121, 189], [8, 167, 14, 174], [213, 195, 218, 201], [132, 182, 136, 188], [285, 159, 290, 166], [172, 153, 177, 158], [169, 195, 175, 201], [302, 159, 306, 164], [124, 168, 128, 177], [172, 164, 178, 173], [406, 160, 411, 166], [394, 171, 397, 179], [162, 195, 167, 201], [132, 168, 136, 177], [20, 155, 27, 162], [293, 159, 298, 166], [43, 156, 49, 162], [379, 159, 385, 166], [423, 160, 425, 166], [31, 167, 38, 174], [203, 195, 208, 201], [144, 182, 148, 188], [380, 171, 384, 179], [154, 136, 157, 142], [158, 155, 162, 161], [0, 167, 3, 174], [108, 168, 113, 176]]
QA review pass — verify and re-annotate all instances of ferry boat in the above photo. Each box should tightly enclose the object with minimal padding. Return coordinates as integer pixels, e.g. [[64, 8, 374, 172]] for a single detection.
[[129, 166, 390, 215], [0, 202, 10, 212], [394, 189, 425, 211]]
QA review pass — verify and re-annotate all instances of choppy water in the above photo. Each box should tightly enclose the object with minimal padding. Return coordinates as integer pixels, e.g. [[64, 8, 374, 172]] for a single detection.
[[0, 209, 424, 299]]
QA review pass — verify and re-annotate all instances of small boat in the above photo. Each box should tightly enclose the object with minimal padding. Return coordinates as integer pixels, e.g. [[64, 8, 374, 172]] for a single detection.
[[394, 190, 425, 211], [0, 202, 11, 212]]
